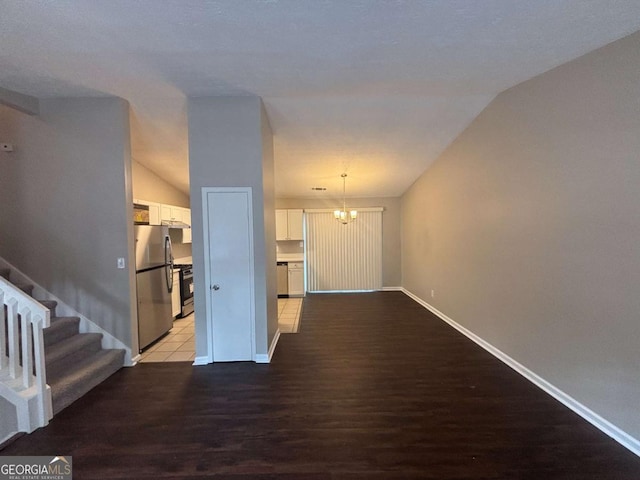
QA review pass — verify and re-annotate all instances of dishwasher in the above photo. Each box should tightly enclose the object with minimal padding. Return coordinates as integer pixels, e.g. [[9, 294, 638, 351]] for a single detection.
[[277, 262, 288, 297]]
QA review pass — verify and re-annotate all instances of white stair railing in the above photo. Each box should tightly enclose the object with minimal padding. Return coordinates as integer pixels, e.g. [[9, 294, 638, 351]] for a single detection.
[[0, 277, 52, 433]]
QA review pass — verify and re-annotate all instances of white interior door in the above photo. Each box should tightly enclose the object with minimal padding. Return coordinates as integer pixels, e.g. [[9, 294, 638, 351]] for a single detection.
[[203, 188, 255, 362]]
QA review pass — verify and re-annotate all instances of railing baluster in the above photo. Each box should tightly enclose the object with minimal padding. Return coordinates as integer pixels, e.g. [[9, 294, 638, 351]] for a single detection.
[[7, 298, 19, 379], [0, 291, 6, 370], [20, 308, 34, 389], [0, 277, 52, 431], [32, 314, 50, 424]]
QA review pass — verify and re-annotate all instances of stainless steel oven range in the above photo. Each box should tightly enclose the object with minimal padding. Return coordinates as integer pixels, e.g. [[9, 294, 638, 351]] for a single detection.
[[174, 263, 194, 317]]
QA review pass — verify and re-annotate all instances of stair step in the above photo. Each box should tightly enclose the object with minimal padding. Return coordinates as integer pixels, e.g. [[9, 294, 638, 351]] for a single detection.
[[44, 317, 81, 347], [49, 348, 125, 414], [38, 300, 57, 317], [46, 333, 103, 373], [1, 266, 126, 420]]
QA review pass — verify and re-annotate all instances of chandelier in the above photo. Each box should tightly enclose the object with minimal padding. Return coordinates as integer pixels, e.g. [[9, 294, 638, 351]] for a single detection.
[[334, 173, 357, 224]]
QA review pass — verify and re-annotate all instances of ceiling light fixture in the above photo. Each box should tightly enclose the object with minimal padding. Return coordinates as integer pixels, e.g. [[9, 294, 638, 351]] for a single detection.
[[334, 173, 357, 224]]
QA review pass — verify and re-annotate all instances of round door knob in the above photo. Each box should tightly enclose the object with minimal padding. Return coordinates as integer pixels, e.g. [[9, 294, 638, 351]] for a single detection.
[[212, 284, 220, 291]]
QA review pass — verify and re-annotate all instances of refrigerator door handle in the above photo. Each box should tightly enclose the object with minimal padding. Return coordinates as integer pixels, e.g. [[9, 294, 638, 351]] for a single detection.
[[165, 235, 174, 293]]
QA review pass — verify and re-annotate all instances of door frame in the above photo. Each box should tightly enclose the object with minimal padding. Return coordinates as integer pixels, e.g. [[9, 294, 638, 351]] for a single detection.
[[201, 186, 256, 363]]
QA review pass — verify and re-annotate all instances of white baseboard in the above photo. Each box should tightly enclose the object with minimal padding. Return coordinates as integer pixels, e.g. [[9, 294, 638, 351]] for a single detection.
[[255, 329, 281, 364], [193, 356, 210, 366], [193, 332, 281, 366], [401, 287, 640, 458], [380, 286, 403, 291], [309, 290, 377, 293]]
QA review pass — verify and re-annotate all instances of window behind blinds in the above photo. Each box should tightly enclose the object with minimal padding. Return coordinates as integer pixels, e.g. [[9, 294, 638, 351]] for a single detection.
[[305, 209, 382, 292]]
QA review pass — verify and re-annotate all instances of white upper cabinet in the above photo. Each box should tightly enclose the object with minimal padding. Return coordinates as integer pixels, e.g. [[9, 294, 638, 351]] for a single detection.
[[276, 209, 303, 241], [137, 199, 192, 243], [181, 207, 191, 225], [134, 199, 162, 225], [160, 205, 171, 222], [181, 207, 192, 243], [148, 203, 161, 225], [161, 205, 184, 223], [275, 210, 289, 240], [287, 209, 303, 240]]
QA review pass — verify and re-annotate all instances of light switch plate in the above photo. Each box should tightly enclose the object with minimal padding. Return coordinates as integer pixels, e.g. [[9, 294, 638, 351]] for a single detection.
[[117, 257, 126, 269]]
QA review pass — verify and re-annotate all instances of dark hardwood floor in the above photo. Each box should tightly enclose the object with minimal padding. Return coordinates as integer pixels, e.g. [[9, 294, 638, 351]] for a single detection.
[[2, 292, 639, 479]]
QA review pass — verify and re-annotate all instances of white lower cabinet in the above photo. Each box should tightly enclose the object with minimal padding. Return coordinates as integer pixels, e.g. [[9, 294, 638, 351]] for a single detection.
[[171, 269, 181, 318], [287, 262, 304, 296]]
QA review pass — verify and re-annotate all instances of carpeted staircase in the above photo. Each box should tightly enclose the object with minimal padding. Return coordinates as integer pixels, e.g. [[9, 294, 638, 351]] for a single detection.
[[1, 266, 124, 414]]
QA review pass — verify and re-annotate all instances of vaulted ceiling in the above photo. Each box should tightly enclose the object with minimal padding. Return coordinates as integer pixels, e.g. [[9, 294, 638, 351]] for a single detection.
[[2, 1, 640, 199]]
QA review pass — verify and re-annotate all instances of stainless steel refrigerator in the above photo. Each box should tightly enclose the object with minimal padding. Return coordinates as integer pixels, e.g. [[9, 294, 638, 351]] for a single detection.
[[134, 225, 174, 351]]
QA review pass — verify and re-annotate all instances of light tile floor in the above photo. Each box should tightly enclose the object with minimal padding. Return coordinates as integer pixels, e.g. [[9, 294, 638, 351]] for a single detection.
[[278, 297, 303, 333], [139, 297, 303, 363], [139, 314, 195, 363]]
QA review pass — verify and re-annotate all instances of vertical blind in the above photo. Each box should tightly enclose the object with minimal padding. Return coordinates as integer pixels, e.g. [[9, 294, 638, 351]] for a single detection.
[[305, 209, 383, 292]]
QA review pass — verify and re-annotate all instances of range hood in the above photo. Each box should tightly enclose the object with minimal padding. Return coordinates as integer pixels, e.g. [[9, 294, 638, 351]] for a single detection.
[[162, 220, 191, 229]]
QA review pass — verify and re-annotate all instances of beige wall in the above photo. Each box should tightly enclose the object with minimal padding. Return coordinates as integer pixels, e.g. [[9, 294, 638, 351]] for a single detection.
[[276, 197, 402, 287], [0, 98, 135, 350], [132, 159, 190, 207], [261, 103, 278, 348], [401, 31, 640, 440]]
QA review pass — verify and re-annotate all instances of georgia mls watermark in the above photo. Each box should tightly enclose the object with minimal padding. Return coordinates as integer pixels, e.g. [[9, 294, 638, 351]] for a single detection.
[[0, 456, 72, 480]]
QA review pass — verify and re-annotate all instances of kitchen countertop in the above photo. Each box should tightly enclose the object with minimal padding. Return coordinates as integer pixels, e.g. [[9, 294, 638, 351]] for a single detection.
[[277, 253, 304, 262]]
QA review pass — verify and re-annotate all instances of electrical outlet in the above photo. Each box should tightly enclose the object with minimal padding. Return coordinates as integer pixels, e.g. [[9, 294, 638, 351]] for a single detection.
[[431, 289, 435, 298], [1, 143, 14, 152], [117, 257, 126, 269]]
